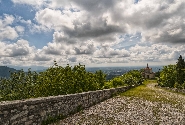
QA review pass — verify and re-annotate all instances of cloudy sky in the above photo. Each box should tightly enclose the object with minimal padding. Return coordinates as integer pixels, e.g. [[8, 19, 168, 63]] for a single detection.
[[0, 0, 185, 68]]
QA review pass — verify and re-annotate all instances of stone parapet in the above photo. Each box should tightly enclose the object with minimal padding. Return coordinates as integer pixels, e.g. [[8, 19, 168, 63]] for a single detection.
[[0, 85, 134, 125]]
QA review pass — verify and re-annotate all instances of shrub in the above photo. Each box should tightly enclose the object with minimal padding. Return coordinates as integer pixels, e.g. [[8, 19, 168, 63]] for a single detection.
[[0, 62, 107, 101], [174, 82, 182, 89], [158, 65, 176, 88]]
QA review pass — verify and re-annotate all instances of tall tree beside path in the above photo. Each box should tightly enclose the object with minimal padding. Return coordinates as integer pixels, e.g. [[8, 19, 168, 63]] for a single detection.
[[176, 55, 185, 85]]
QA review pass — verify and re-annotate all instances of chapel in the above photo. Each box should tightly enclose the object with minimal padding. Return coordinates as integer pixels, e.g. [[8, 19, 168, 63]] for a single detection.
[[142, 63, 155, 79]]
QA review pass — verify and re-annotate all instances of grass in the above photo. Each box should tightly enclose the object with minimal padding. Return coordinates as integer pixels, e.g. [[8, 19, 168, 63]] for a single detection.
[[120, 79, 185, 122], [120, 80, 181, 105]]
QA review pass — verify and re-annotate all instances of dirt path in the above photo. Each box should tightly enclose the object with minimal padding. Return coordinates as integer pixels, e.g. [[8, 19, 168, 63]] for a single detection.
[[50, 83, 185, 125]]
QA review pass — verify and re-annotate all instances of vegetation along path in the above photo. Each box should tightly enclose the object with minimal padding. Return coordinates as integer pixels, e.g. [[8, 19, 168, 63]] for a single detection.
[[50, 80, 185, 125]]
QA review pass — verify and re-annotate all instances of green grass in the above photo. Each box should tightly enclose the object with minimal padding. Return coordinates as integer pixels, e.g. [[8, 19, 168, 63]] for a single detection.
[[120, 80, 181, 105]]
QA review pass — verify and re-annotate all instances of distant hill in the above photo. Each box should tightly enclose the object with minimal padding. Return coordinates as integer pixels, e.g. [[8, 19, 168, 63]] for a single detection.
[[0, 66, 19, 78]]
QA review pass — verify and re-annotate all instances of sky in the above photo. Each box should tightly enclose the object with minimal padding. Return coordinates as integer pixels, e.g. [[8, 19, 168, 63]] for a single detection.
[[0, 0, 185, 69]]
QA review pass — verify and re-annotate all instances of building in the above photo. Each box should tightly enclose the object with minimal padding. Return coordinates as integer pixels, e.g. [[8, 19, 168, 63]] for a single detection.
[[142, 63, 155, 79]]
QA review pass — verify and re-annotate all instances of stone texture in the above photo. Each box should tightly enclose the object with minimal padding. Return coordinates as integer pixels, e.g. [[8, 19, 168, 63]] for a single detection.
[[0, 85, 133, 125]]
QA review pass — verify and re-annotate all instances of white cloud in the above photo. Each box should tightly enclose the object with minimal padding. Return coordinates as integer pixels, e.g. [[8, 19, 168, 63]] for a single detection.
[[0, 15, 19, 40], [42, 42, 63, 55], [33, 54, 51, 61], [0, 26, 18, 40], [11, 0, 44, 6], [2, 0, 185, 67], [35, 8, 81, 31], [2, 14, 14, 25], [15, 26, 25, 34], [94, 47, 130, 58], [129, 43, 184, 63], [121, 0, 185, 43], [11, 0, 185, 44], [0, 39, 35, 57]]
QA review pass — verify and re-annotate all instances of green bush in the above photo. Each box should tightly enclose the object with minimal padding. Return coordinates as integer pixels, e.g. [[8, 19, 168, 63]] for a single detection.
[[174, 82, 182, 89], [103, 81, 113, 89], [121, 70, 143, 86], [104, 70, 143, 88], [158, 55, 185, 89], [0, 62, 144, 102], [158, 65, 176, 88], [0, 62, 106, 101], [182, 82, 185, 89], [112, 77, 124, 87]]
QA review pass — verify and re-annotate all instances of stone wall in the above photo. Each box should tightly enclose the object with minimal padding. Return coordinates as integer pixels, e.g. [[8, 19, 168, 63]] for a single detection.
[[0, 85, 134, 125]]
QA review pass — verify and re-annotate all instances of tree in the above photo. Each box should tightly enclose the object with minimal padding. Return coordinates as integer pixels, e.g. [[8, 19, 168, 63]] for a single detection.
[[158, 65, 176, 87], [176, 55, 185, 85]]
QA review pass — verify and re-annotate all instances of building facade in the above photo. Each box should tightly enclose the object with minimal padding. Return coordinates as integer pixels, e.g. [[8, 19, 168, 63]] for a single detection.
[[142, 63, 155, 79]]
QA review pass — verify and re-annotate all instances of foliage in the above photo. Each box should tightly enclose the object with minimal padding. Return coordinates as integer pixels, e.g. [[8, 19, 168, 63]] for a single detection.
[[103, 81, 113, 89], [0, 61, 143, 102], [157, 65, 176, 88], [122, 70, 143, 86], [0, 62, 106, 101], [158, 55, 185, 89], [176, 55, 185, 85], [105, 70, 144, 88], [155, 70, 160, 78], [182, 82, 185, 89], [174, 82, 182, 89], [0, 69, 38, 100]]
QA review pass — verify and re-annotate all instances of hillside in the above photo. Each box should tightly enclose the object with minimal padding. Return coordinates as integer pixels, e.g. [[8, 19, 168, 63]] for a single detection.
[[0, 66, 18, 78]]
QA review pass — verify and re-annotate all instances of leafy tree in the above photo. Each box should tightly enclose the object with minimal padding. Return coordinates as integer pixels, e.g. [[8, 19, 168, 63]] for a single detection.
[[0, 62, 108, 101], [0, 61, 144, 102], [158, 55, 185, 89], [95, 70, 106, 89], [158, 65, 176, 88]]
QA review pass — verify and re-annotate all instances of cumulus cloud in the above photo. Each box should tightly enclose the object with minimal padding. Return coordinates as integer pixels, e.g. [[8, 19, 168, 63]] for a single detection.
[[11, 0, 44, 7], [35, 8, 80, 30], [0, 15, 18, 40], [13, 0, 185, 44], [0, 39, 35, 57], [122, 0, 185, 43], [4, 0, 185, 66], [42, 42, 63, 55], [129, 43, 185, 62], [0, 26, 18, 40], [33, 54, 51, 61], [94, 47, 130, 58], [15, 26, 25, 34]]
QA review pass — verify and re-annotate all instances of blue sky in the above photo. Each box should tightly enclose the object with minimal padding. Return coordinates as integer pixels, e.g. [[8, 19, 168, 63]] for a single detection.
[[0, 0, 185, 69]]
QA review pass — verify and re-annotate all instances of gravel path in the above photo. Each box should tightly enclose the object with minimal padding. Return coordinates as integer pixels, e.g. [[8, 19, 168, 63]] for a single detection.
[[51, 83, 185, 125]]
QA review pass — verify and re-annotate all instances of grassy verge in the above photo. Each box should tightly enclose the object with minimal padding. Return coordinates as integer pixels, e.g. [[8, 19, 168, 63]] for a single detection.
[[120, 80, 180, 105]]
